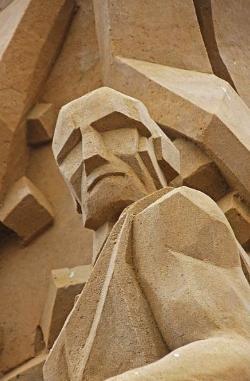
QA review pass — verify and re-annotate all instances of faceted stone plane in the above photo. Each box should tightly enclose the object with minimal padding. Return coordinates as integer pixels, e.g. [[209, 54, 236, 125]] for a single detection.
[[27, 103, 57, 146], [0, 176, 54, 243], [171, 137, 229, 201], [40, 264, 92, 349]]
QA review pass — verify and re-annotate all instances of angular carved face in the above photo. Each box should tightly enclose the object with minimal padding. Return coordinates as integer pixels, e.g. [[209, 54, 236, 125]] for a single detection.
[[53, 88, 180, 231], [61, 124, 168, 230]]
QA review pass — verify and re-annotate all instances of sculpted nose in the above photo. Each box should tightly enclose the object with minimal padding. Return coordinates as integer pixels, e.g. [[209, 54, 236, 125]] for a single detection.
[[82, 127, 109, 175]]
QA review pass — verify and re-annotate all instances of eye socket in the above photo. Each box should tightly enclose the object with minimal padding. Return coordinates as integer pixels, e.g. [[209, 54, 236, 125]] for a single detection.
[[81, 127, 109, 175], [59, 143, 82, 180], [56, 128, 81, 165]]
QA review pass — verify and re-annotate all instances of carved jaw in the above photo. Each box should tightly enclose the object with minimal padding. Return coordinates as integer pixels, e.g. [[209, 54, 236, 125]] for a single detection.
[[92, 221, 114, 264], [81, 170, 148, 230]]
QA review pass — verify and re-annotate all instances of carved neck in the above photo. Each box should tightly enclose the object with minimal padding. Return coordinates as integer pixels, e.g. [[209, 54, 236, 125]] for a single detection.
[[92, 221, 114, 264]]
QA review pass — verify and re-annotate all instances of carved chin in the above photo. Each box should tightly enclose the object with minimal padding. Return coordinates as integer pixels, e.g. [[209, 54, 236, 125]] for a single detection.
[[82, 175, 147, 230]]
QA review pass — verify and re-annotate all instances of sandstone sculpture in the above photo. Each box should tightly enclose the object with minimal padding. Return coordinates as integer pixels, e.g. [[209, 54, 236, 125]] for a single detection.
[[52, 86, 179, 241], [43, 88, 250, 381], [1, 1, 250, 379]]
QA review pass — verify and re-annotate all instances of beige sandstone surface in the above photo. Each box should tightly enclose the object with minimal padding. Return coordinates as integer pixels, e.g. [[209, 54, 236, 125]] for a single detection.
[[0, 0, 250, 380], [93, 0, 212, 81]]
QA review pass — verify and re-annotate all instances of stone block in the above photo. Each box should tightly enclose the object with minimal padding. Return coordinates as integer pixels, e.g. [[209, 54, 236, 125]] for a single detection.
[[218, 192, 250, 249], [40, 265, 92, 349], [0, 176, 54, 243], [27, 103, 57, 145], [171, 138, 228, 201]]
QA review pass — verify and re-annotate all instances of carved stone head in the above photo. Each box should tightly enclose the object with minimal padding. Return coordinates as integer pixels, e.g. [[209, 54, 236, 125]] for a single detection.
[[52, 87, 180, 230]]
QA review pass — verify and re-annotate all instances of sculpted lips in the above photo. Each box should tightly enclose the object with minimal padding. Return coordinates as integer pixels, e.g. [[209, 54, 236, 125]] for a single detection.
[[87, 164, 125, 192]]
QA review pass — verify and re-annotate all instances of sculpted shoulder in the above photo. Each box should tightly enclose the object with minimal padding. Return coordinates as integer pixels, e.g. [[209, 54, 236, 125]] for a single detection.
[[134, 186, 240, 268]]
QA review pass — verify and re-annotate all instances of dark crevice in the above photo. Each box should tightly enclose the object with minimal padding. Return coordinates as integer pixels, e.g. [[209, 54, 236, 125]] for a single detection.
[[193, 0, 237, 91], [34, 326, 45, 354], [0, 223, 17, 246]]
